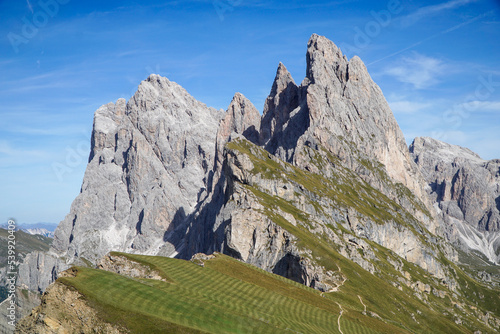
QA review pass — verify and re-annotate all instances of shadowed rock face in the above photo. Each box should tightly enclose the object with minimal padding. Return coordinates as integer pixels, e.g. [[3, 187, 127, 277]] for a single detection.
[[259, 62, 303, 161], [18, 34, 496, 299], [411, 137, 500, 263]]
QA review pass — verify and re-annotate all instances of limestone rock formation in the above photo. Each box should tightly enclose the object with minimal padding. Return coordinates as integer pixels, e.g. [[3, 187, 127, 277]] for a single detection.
[[97, 253, 167, 281], [259, 62, 302, 161], [215, 92, 261, 169], [411, 137, 500, 264], [258, 35, 435, 233], [17, 252, 66, 294], [215, 137, 449, 288], [14, 35, 494, 309], [50, 75, 224, 265]]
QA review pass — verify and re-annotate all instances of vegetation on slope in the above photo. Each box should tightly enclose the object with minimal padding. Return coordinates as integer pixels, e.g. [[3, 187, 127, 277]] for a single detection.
[[225, 138, 500, 333], [58, 252, 409, 334], [21, 137, 500, 333]]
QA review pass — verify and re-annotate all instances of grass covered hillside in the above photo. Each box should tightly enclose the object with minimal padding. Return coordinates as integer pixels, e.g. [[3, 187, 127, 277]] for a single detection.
[[17, 252, 499, 333]]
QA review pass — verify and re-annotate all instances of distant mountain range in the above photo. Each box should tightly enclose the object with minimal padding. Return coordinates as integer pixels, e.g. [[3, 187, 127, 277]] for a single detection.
[[0, 222, 57, 238]]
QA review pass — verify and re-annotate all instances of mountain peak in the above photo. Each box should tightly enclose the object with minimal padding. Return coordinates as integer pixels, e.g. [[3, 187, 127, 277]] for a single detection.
[[260, 62, 300, 151], [410, 137, 484, 164], [306, 33, 347, 84], [223, 92, 260, 143], [270, 62, 295, 97]]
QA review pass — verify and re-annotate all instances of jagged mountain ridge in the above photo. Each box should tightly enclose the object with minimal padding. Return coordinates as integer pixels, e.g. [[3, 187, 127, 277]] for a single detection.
[[16, 34, 500, 332], [411, 137, 500, 264], [40, 33, 438, 272]]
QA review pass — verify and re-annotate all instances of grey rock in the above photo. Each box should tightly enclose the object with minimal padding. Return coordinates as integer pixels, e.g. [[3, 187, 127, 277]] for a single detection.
[[302, 34, 428, 204], [219, 138, 449, 287], [20, 75, 225, 294], [51, 75, 224, 266], [411, 136, 500, 263], [17, 252, 66, 294], [97, 253, 166, 281], [258, 35, 434, 233], [259, 62, 303, 162], [215, 92, 261, 170]]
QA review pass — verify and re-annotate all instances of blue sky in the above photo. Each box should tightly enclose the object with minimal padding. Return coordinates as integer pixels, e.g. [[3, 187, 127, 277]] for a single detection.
[[1, 0, 499, 225]]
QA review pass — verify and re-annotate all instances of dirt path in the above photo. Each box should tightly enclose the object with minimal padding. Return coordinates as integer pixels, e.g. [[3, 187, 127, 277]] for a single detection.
[[335, 302, 345, 334], [358, 295, 367, 313]]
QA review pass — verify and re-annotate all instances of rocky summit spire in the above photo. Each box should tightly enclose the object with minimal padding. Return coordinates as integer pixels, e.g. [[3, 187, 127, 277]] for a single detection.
[[299, 34, 428, 207], [306, 33, 348, 89], [215, 92, 261, 169], [259, 62, 303, 160], [224, 92, 261, 144]]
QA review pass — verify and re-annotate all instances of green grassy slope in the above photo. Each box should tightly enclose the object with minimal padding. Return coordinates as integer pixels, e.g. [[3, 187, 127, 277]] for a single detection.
[[59, 253, 407, 334], [224, 138, 500, 333]]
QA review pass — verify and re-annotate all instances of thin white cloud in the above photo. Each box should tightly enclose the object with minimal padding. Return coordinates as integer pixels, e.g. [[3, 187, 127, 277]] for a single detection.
[[0, 140, 49, 162], [383, 52, 446, 89], [389, 100, 432, 114], [401, 0, 478, 27], [26, 0, 34, 13], [460, 100, 500, 111], [368, 11, 492, 66]]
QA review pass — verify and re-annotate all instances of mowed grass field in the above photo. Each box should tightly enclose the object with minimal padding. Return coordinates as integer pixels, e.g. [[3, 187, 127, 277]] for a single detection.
[[59, 253, 402, 334]]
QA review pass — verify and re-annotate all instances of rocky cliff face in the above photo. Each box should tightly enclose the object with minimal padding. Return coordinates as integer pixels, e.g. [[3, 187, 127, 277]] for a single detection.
[[411, 137, 500, 264], [50, 76, 224, 265], [259, 35, 434, 231], [16, 35, 496, 311]]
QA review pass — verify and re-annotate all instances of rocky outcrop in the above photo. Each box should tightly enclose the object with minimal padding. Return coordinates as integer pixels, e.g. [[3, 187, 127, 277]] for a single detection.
[[217, 138, 450, 286], [17, 252, 66, 294], [410, 137, 500, 263], [259, 62, 304, 161], [97, 253, 166, 281]]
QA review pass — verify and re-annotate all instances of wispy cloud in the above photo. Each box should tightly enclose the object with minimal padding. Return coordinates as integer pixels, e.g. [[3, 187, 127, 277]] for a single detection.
[[0, 140, 49, 162], [368, 11, 493, 65], [460, 100, 500, 111], [401, 0, 478, 27], [388, 100, 432, 114], [26, 0, 33, 13], [383, 52, 446, 89]]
